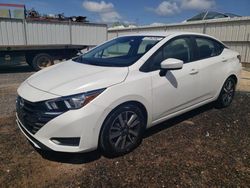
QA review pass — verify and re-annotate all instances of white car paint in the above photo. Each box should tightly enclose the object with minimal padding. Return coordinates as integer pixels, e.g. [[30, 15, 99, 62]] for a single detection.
[[27, 61, 129, 96], [16, 32, 242, 153]]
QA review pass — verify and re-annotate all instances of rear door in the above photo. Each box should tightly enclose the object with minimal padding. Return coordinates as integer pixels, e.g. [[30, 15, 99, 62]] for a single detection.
[[192, 36, 225, 100]]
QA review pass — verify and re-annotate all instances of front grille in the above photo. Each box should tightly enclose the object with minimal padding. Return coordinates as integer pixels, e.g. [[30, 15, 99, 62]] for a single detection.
[[16, 96, 61, 134]]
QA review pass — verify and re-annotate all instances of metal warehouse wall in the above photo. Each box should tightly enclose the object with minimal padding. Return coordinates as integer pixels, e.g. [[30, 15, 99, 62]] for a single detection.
[[108, 17, 250, 64], [71, 23, 107, 46], [0, 18, 107, 47]]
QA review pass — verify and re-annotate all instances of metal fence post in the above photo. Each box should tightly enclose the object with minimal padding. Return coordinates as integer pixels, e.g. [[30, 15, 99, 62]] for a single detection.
[[22, 18, 27, 45], [69, 20, 72, 45], [203, 22, 207, 34], [244, 33, 250, 63]]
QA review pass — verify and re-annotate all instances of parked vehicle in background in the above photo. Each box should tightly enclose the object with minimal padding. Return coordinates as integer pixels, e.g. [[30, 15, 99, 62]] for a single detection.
[[185, 11, 241, 22], [16, 32, 241, 156], [0, 3, 106, 71]]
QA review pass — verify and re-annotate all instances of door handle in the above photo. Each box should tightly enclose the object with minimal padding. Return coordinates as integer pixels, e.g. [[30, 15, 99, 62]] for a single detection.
[[189, 69, 199, 75]]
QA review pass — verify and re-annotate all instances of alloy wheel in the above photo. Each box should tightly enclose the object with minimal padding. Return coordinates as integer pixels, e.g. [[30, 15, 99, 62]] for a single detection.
[[222, 78, 235, 106], [109, 111, 141, 151]]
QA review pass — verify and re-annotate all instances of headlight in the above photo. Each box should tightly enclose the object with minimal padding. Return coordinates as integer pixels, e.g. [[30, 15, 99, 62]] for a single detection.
[[45, 88, 105, 111]]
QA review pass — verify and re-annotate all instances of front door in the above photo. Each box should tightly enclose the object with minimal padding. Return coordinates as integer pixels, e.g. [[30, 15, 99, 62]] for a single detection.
[[142, 36, 201, 121]]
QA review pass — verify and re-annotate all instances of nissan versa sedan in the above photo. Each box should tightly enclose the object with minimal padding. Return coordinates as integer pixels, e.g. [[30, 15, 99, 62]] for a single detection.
[[16, 32, 241, 156]]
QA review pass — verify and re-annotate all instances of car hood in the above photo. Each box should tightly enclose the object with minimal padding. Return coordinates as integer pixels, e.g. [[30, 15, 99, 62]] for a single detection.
[[27, 60, 129, 96]]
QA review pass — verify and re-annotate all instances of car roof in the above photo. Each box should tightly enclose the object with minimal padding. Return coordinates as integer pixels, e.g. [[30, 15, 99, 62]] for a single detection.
[[186, 11, 241, 22], [120, 31, 214, 38], [119, 31, 226, 46]]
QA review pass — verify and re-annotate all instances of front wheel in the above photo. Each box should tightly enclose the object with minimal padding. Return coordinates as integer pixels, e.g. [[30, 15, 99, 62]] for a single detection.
[[215, 77, 236, 108], [99, 104, 146, 157]]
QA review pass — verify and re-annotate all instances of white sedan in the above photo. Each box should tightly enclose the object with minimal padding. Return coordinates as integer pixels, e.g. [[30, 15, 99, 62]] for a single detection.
[[16, 32, 241, 156]]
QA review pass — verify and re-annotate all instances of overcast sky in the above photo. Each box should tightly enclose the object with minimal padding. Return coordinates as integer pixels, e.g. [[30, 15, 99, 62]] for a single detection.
[[2, 0, 250, 25]]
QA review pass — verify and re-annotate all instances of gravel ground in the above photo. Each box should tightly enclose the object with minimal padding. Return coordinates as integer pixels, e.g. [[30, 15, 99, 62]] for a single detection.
[[0, 65, 249, 187], [0, 66, 34, 117]]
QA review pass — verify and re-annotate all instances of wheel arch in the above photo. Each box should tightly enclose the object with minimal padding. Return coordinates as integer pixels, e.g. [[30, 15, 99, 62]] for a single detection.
[[101, 100, 149, 129], [228, 74, 238, 84], [215, 73, 238, 101], [118, 101, 148, 125], [97, 100, 149, 148]]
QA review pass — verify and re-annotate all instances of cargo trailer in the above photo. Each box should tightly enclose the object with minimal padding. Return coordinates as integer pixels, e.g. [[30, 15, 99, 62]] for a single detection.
[[0, 4, 107, 70]]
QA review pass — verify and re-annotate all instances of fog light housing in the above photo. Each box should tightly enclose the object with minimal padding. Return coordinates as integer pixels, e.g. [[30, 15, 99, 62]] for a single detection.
[[50, 137, 80, 146]]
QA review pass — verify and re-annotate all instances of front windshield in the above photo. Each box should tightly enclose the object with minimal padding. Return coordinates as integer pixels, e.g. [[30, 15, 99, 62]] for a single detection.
[[73, 36, 164, 67]]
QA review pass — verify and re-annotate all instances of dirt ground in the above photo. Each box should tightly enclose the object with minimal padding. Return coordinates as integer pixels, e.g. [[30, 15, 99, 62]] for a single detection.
[[238, 67, 250, 92], [0, 65, 249, 187]]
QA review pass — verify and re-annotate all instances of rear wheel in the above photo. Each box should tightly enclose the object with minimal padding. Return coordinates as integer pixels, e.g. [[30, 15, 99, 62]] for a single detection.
[[99, 104, 146, 156], [29, 53, 54, 71], [215, 77, 236, 108]]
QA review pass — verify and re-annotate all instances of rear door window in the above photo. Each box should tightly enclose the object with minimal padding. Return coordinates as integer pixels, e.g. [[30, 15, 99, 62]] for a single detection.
[[195, 37, 224, 60]]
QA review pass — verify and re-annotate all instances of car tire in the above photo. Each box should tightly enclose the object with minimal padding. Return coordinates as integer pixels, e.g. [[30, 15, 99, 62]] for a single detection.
[[31, 53, 54, 71], [99, 103, 146, 157], [215, 77, 236, 108]]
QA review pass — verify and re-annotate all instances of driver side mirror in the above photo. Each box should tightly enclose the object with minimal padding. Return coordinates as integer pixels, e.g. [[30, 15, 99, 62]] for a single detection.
[[159, 58, 183, 77]]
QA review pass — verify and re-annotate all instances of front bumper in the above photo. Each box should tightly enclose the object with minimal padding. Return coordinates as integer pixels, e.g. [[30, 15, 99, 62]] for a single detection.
[[16, 115, 51, 150], [16, 99, 108, 153]]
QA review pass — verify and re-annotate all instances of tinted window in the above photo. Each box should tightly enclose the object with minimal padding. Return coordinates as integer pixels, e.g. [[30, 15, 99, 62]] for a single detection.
[[163, 38, 191, 63], [142, 37, 192, 71], [195, 37, 224, 60]]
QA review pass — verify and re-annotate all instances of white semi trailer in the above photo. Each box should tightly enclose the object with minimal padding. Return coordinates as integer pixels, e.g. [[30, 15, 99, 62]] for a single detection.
[[0, 4, 107, 70]]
